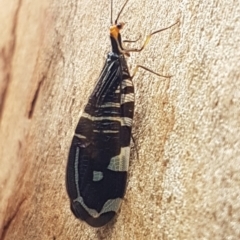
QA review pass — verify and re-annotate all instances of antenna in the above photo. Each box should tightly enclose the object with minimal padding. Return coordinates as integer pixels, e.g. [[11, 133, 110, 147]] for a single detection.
[[114, 0, 129, 24], [111, 0, 113, 24]]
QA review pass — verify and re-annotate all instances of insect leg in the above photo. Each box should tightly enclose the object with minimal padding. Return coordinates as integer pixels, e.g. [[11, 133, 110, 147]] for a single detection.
[[131, 134, 139, 161], [131, 65, 172, 80], [123, 35, 141, 43], [128, 21, 179, 79], [126, 21, 179, 54]]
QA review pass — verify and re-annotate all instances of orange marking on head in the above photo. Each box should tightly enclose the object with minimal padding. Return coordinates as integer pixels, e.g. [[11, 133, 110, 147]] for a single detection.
[[110, 23, 125, 39], [110, 25, 120, 39]]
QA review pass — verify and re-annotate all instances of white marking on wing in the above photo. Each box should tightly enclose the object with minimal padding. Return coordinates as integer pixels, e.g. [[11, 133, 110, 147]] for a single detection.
[[74, 133, 86, 139], [93, 171, 103, 181], [121, 92, 134, 104], [74, 147, 81, 197], [107, 146, 130, 172], [121, 117, 133, 127], [82, 112, 121, 122], [122, 79, 133, 88], [100, 102, 120, 108], [74, 196, 122, 218]]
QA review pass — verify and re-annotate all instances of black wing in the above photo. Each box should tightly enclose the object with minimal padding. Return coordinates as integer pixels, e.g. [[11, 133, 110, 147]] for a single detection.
[[66, 53, 133, 227]]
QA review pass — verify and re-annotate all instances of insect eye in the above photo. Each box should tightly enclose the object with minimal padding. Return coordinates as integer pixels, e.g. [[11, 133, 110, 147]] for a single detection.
[[117, 23, 122, 29]]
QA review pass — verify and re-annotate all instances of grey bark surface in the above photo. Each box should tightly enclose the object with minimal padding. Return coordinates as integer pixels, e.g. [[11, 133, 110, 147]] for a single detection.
[[0, 0, 240, 239]]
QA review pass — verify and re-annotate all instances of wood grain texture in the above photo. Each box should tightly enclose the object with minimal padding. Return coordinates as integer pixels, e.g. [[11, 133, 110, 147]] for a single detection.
[[0, 0, 240, 239]]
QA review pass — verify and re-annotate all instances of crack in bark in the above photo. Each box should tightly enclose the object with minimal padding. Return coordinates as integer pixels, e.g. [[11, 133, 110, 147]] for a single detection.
[[1, 198, 26, 240], [28, 48, 54, 119], [28, 77, 45, 119]]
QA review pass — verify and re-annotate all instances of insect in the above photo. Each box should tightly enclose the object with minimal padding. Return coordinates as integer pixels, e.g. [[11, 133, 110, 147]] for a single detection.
[[66, 0, 178, 227]]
